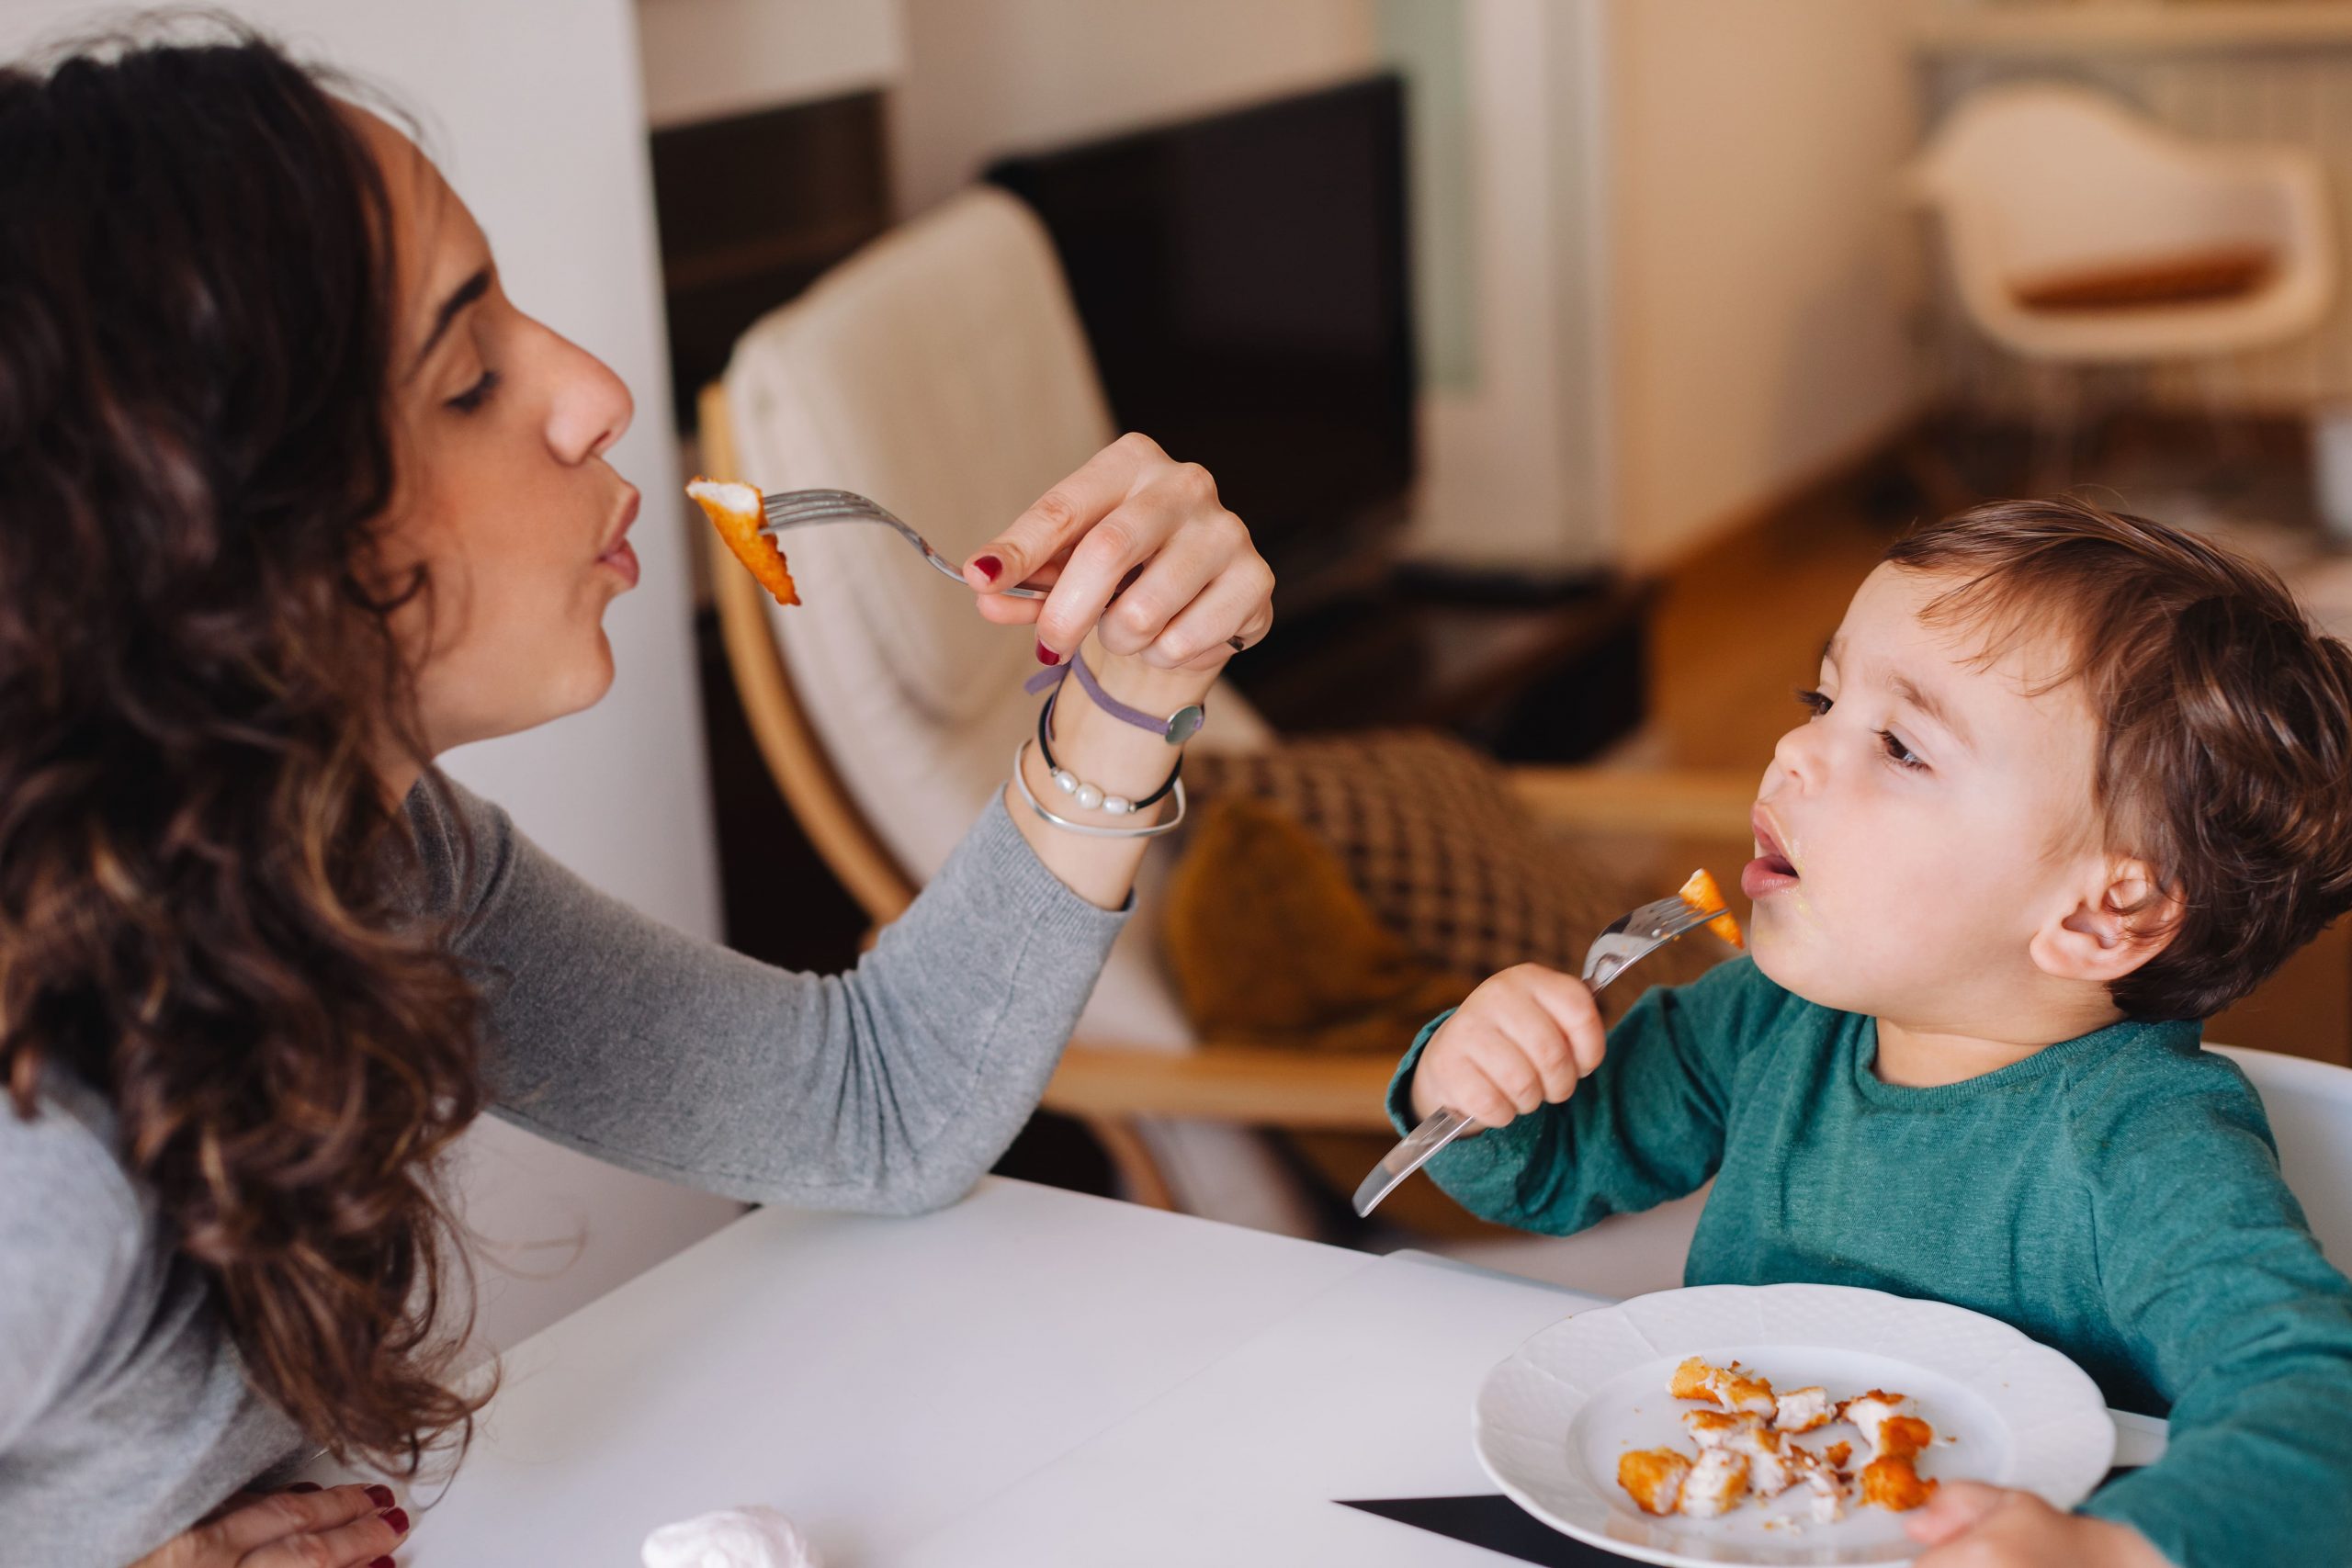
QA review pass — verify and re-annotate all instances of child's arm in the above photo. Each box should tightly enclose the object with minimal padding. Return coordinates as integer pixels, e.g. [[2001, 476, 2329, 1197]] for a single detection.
[[2068, 1056, 2352, 1566], [1383, 955, 1771, 1235]]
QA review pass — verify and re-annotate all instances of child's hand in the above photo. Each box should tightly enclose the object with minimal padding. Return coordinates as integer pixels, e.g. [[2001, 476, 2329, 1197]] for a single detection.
[[1907, 1483, 2166, 1568], [1407, 964, 1605, 1127]]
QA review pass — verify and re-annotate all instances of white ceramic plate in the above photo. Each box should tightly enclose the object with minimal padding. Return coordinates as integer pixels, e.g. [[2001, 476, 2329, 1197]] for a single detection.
[[1474, 1282, 2114, 1567]]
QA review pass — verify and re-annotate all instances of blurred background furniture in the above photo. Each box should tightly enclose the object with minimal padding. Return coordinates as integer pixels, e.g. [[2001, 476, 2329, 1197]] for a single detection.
[[1910, 80, 2335, 486], [697, 184, 1756, 1280]]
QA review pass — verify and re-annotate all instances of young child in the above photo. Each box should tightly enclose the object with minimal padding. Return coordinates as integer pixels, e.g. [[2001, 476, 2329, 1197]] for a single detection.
[[1392, 499, 2352, 1568]]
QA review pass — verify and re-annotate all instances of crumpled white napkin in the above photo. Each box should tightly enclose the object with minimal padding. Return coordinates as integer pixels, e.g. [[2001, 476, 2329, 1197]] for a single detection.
[[641, 1506, 821, 1568]]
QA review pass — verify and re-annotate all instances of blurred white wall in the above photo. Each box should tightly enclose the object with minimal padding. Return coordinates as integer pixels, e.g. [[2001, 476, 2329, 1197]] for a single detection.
[[638, 0, 904, 130], [1606, 0, 1922, 569], [0, 0, 741, 1358], [890, 0, 1380, 215]]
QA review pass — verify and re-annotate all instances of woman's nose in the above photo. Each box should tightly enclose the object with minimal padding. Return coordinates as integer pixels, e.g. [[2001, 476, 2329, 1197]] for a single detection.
[[542, 325, 634, 463]]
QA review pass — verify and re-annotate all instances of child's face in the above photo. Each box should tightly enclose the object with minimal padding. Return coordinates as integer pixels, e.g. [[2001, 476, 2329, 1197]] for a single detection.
[[1746, 564, 2110, 1026]]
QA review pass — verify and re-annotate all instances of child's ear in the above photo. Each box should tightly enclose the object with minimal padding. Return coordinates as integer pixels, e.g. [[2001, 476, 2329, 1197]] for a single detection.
[[2029, 857, 2181, 986]]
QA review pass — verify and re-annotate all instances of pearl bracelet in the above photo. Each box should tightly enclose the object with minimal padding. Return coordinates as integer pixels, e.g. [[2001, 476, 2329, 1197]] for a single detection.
[[1012, 739, 1189, 839], [1035, 682, 1183, 816]]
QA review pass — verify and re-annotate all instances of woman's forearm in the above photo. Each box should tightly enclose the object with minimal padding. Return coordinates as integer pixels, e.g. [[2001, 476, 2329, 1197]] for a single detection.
[[1001, 633, 1219, 910]]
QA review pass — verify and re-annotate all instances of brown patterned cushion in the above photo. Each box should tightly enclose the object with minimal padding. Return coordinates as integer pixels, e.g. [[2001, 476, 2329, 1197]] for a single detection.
[[1186, 730, 1731, 996]]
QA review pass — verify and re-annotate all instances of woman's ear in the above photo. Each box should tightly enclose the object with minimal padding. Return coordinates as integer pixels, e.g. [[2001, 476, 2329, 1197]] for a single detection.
[[2028, 858, 2180, 986]]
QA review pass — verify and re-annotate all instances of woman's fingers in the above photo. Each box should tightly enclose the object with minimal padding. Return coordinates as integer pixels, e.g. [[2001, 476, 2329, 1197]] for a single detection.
[[198, 1484, 390, 1555], [1092, 511, 1234, 659], [1143, 555, 1277, 670], [1031, 486, 1196, 659], [964, 432, 1170, 596], [250, 1503, 408, 1568]]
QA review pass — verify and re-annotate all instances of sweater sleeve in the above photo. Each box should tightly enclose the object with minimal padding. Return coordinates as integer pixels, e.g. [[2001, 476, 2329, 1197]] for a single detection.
[[0, 1084, 142, 1456], [407, 775, 1127, 1213], [1380, 956, 1770, 1235], [2073, 1050, 2352, 1567]]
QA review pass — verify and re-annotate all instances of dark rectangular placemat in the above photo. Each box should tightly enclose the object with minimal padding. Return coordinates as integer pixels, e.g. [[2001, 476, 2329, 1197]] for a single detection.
[[1338, 1469, 2140, 1565]]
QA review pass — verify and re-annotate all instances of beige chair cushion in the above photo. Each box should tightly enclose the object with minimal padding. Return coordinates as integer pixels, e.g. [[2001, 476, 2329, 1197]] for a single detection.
[[720, 187, 1269, 1052]]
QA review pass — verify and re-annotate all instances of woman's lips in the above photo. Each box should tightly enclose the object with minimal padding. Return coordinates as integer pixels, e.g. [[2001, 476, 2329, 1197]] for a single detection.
[[598, 488, 641, 588], [1743, 806, 1800, 900]]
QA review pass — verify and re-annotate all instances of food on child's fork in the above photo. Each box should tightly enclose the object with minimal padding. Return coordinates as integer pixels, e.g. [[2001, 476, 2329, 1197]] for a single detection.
[[687, 477, 800, 607], [1620, 1359, 1941, 1522], [1618, 1448, 1692, 1517], [1676, 868, 1745, 950]]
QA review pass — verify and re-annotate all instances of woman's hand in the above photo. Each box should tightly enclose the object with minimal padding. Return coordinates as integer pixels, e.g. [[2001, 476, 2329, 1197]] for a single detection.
[[1408, 965, 1608, 1128], [130, 1483, 410, 1568], [963, 432, 1275, 673], [1907, 1483, 2166, 1567]]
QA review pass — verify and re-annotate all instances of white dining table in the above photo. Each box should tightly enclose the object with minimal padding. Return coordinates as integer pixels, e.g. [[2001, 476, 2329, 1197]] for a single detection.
[[361, 1176, 2166, 1566]]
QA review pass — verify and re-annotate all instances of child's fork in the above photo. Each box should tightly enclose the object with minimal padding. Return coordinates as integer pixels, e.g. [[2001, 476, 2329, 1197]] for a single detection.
[[759, 489, 1048, 600], [1351, 890, 1732, 1218]]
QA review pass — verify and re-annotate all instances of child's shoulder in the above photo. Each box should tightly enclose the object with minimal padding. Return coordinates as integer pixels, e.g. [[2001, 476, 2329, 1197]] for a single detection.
[[2057, 1023, 2276, 1167]]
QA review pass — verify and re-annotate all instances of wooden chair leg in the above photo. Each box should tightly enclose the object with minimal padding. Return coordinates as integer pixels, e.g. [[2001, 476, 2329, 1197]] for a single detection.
[[1080, 1114, 1178, 1211]]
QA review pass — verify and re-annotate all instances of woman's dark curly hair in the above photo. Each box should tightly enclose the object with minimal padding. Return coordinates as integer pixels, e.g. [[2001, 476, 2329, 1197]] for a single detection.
[[0, 19, 492, 1472]]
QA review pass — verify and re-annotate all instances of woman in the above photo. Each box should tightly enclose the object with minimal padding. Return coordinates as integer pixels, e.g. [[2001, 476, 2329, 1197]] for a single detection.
[[0, 24, 1273, 1568]]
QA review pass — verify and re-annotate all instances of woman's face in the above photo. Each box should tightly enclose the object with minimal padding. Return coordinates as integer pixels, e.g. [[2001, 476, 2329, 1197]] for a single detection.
[[356, 108, 640, 759]]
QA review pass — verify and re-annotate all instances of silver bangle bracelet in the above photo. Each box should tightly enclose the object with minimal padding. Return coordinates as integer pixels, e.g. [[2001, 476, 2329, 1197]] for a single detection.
[[1011, 739, 1189, 839]]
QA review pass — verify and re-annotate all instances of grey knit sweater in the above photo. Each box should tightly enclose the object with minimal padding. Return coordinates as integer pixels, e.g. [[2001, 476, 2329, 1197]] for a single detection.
[[0, 775, 1126, 1566]]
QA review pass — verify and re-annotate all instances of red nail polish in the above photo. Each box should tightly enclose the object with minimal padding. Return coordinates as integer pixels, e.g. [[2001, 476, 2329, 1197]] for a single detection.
[[369, 1558, 395, 1568], [973, 555, 1002, 582], [382, 1506, 410, 1534], [1036, 642, 1061, 666], [365, 1484, 396, 1509]]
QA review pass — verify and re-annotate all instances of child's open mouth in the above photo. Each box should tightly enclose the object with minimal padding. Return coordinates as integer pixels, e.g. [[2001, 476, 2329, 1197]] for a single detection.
[[1744, 807, 1801, 900]]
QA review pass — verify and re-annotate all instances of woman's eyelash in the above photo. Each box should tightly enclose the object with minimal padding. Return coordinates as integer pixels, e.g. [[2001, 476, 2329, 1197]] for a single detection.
[[1798, 688, 1928, 771], [447, 367, 501, 413]]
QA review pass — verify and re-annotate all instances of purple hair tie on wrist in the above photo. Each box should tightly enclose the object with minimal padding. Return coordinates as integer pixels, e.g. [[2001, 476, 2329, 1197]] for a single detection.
[[1023, 649, 1204, 745]]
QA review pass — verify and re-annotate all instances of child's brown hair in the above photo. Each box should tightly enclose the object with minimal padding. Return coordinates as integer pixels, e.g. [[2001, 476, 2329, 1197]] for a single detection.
[[1887, 497, 2352, 1021]]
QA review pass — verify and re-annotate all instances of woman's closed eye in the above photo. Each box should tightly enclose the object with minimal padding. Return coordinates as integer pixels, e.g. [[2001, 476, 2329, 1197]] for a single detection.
[[446, 366, 501, 413], [1795, 688, 1927, 772]]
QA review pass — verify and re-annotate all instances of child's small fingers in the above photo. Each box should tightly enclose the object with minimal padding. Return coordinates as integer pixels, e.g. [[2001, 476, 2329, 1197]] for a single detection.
[[1450, 1055, 1524, 1129], [1491, 1002, 1579, 1103], [1521, 970, 1608, 1076], [1468, 1033, 1547, 1116]]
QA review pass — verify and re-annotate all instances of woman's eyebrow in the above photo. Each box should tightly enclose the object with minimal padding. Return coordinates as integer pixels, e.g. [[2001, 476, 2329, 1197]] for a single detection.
[[409, 265, 490, 378]]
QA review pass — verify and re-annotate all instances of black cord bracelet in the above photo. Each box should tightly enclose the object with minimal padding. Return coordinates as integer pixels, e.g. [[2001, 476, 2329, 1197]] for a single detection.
[[1037, 683, 1184, 813]]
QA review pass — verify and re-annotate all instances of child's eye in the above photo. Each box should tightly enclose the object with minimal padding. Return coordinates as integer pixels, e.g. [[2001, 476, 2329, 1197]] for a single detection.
[[1795, 688, 1833, 716], [447, 367, 502, 414], [1879, 729, 1928, 771]]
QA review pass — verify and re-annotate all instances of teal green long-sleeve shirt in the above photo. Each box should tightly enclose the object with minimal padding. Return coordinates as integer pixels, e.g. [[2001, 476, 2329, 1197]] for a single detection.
[[1386, 957, 2352, 1568]]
